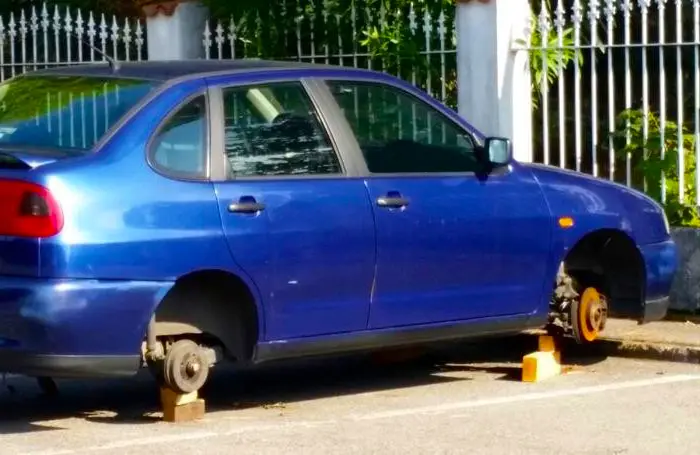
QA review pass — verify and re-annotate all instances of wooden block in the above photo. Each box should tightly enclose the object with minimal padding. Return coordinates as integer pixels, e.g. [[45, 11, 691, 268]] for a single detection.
[[521, 351, 562, 383], [538, 335, 557, 352], [160, 388, 205, 423], [160, 387, 198, 408], [162, 398, 206, 423]]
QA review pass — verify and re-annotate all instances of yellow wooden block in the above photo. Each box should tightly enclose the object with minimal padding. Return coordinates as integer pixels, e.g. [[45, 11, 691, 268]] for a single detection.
[[160, 388, 205, 423], [162, 398, 206, 423], [521, 351, 562, 382], [160, 387, 198, 408], [538, 335, 557, 352]]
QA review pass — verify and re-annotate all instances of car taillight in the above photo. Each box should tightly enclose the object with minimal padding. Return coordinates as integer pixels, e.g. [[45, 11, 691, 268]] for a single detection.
[[0, 179, 63, 238]]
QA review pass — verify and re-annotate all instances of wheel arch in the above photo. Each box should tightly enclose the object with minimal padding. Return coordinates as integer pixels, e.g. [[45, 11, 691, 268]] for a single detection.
[[149, 268, 264, 362], [557, 228, 647, 319]]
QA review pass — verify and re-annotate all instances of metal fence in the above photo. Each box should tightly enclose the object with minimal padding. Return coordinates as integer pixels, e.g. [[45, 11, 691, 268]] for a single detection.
[[201, 0, 457, 107], [0, 2, 146, 82], [520, 0, 700, 212]]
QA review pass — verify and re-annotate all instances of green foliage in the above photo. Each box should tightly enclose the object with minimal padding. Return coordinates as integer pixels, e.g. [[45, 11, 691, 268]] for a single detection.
[[611, 109, 700, 227], [200, 0, 457, 106], [359, 21, 418, 62], [527, 27, 581, 108], [518, 0, 584, 110], [355, 0, 450, 57], [355, 1, 431, 72]]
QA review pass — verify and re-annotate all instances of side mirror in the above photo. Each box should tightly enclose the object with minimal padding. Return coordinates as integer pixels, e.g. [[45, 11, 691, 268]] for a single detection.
[[482, 136, 513, 167]]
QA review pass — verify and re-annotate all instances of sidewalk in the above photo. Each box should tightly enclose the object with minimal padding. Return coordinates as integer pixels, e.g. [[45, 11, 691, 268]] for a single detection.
[[603, 318, 700, 347], [596, 318, 700, 364]]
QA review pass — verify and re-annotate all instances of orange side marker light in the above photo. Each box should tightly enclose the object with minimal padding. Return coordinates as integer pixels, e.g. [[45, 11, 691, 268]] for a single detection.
[[558, 216, 574, 229]]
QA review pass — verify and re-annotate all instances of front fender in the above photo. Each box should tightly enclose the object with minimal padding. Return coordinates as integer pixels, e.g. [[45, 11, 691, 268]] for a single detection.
[[526, 163, 669, 249], [526, 163, 676, 323]]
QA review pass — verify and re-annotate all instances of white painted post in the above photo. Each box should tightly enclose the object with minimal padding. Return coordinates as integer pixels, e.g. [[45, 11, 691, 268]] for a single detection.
[[455, 0, 533, 162], [142, 0, 209, 60]]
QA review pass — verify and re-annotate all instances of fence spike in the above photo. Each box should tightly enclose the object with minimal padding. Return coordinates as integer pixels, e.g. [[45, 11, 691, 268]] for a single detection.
[[637, 0, 651, 11], [64, 8, 73, 35], [8, 13, 16, 39], [19, 10, 28, 37], [572, 0, 584, 25], [408, 3, 417, 34], [422, 8, 432, 37], [538, 1, 551, 36], [123, 19, 132, 45], [604, 0, 616, 19], [621, 0, 634, 15], [75, 10, 84, 37], [554, 0, 567, 29], [589, 0, 601, 21]]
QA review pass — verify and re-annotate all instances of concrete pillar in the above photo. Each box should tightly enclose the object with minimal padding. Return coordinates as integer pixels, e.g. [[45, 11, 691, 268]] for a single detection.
[[142, 0, 209, 61], [455, 0, 533, 162]]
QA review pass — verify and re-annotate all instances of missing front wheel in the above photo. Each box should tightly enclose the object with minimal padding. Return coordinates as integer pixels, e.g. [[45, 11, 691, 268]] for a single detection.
[[547, 265, 608, 344]]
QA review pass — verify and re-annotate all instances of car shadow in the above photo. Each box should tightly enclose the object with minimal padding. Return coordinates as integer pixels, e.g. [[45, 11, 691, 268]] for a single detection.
[[0, 333, 612, 432]]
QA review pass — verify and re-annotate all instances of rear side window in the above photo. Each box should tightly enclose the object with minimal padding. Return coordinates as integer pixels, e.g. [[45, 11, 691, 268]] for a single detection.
[[0, 75, 157, 153], [151, 95, 208, 179], [222, 82, 342, 178]]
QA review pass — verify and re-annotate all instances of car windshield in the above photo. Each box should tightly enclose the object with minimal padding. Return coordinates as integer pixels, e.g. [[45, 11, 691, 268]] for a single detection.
[[0, 74, 158, 154]]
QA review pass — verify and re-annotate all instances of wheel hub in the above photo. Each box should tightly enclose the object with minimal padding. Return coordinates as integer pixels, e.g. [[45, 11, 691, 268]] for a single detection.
[[184, 356, 201, 377], [162, 339, 210, 394], [578, 287, 608, 342], [587, 299, 606, 331]]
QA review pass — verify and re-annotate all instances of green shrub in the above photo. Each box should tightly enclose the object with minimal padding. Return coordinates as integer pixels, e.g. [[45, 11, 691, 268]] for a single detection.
[[611, 109, 700, 227]]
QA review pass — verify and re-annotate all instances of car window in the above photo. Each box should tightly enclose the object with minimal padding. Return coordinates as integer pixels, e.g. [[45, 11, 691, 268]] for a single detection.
[[0, 75, 157, 154], [326, 80, 478, 174], [151, 95, 208, 178], [222, 82, 342, 178]]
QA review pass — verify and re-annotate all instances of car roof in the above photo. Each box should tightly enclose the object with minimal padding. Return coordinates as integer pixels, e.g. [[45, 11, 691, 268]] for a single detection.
[[26, 59, 366, 82]]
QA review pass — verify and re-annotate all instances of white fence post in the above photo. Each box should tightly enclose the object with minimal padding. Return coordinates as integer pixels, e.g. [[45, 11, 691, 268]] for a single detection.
[[142, 0, 209, 60], [455, 0, 533, 162]]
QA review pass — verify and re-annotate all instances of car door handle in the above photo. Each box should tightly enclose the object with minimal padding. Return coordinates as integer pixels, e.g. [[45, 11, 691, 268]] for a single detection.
[[228, 199, 265, 214], [376, 195, 409, 208]]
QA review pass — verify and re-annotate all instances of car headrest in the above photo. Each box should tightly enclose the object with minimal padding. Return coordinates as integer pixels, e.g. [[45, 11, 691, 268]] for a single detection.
[[271, 112, 316, 139]]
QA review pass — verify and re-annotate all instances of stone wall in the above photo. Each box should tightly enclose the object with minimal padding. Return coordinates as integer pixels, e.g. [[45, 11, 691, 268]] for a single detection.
[[669, 228, 700, 312]]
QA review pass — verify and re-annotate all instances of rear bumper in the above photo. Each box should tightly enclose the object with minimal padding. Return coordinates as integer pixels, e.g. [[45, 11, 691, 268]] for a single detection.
[[0, 276, 172, 377], [639, 239, 678, 324]]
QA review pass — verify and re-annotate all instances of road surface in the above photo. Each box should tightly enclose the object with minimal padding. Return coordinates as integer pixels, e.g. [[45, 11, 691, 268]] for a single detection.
[[1, 339, 698, 455]]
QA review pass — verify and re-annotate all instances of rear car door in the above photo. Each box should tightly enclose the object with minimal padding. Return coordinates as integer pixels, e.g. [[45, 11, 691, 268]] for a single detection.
[[321, 78, 552, 329], [206, 76, 376, 340]]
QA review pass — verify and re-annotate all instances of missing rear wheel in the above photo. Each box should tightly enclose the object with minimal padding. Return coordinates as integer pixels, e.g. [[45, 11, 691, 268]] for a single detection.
[[162, 339, 210, 394]]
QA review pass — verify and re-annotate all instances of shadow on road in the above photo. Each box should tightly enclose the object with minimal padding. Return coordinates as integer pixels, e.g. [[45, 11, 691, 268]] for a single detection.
[[0, 334, 611, 434]]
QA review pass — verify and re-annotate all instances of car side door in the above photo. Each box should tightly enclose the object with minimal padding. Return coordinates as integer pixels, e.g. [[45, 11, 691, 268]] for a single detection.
[[206, 75, 377, 341], [320, 78, 552, 329]]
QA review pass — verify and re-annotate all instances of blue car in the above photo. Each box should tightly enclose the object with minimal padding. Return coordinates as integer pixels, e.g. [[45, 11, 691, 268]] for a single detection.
[[0, 60, 677, 394]]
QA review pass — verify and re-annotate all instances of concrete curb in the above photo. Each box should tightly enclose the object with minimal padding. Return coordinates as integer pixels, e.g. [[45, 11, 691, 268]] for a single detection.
[[664, 312, 700, 324], [520, 328, 700, 365], [595, 338, 700, 364]]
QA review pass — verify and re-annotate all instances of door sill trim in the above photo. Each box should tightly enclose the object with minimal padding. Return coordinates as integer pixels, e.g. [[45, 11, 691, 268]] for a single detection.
[[254, 313, 545, 363]]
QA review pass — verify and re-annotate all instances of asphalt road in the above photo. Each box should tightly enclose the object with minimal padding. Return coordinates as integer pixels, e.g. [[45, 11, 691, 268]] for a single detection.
[[1, 339, 699, 455]]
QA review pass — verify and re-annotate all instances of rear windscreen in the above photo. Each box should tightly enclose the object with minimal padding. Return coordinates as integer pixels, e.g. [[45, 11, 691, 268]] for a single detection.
[[0, 74, 158, 153]]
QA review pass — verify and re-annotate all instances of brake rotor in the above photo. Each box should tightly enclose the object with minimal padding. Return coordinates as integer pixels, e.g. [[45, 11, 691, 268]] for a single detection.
[[572, 287, 608, 343]]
